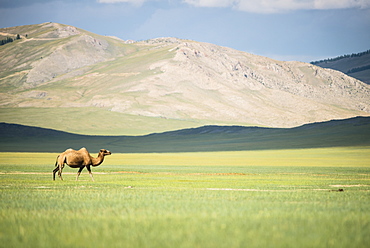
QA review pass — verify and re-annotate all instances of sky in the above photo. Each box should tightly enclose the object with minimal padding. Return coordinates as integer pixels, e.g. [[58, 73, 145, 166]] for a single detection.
[[0, 0, 369, 62]]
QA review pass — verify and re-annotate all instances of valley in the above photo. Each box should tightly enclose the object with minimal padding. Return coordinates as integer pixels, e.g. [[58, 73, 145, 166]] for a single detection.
[[1, 117, 369, 153]]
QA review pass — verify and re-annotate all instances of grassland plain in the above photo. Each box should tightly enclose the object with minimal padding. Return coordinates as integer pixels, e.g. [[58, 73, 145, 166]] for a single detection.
[[0, 148, 369, 248]]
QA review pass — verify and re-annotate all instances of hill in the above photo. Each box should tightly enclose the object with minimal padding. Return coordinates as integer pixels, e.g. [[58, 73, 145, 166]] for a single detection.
[[311, 50, 370, 84], [1, 117, 369, 153], [1, 23, 370, 135]]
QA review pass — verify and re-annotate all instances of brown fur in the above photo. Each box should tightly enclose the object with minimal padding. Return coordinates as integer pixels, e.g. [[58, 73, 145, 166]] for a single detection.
[[53, 147, 111, 181]]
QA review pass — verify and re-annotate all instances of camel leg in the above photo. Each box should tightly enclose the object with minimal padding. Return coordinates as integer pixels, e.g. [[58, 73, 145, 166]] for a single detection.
[[58, 164, 64, 181], [76, 167, 84, 181], [53, 158, 59, 180], [86, 165, 94, 182], [53, 167, 59, 180]]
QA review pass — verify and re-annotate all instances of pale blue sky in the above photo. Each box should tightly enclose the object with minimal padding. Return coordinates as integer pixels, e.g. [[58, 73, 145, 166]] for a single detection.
[[1, 0, 369, 62]]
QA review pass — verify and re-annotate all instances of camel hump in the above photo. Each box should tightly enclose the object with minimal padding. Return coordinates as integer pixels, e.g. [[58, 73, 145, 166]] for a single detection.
[[79, 147, 88, 153]]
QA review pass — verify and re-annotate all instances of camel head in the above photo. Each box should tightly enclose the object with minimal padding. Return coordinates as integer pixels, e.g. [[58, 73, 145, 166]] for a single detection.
[[100, 149, 111, 156]]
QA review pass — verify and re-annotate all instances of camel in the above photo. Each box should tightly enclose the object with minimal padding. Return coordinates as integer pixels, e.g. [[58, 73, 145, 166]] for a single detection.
[[53, 147, 111, 181]]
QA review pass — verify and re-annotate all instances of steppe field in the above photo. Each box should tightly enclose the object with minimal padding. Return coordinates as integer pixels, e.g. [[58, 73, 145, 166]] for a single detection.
[[1, 147, 369, 248], [1, 22, 370, 248]]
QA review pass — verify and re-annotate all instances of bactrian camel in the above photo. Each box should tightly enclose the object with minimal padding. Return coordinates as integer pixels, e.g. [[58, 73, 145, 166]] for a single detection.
[[53, 147, 111, 181]]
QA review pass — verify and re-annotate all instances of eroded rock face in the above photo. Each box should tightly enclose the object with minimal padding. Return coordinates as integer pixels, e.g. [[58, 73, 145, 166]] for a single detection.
[[39, 23, 81, 38], [26, 35, 110, 85], [124, 40, 369, 127]]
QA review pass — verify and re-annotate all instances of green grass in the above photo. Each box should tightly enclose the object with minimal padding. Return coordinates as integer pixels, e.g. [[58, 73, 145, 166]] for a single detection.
[[1, 148, 369, 248], [0, 107, 205, 135]]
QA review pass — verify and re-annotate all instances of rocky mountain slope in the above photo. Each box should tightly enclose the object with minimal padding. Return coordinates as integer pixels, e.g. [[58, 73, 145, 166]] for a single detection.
[[311, 50, 370, 85], [1, 23, 369, 134]]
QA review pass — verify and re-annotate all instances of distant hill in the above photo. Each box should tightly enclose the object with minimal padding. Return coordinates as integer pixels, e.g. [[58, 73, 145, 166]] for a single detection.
[[1, 23, 370, 135], [1, 117, 369, 152], [311, 50, 370, 84]]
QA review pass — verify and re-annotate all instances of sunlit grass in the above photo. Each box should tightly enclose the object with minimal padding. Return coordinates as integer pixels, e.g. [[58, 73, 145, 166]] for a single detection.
[[2, 146, 369, 168], [0, 107, 203, 135], [0, 148, 369, 248], [110, 147, 370, 167]]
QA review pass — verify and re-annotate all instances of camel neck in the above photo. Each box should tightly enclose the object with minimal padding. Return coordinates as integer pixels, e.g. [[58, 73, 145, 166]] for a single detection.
[[91, 153, 105, 166]]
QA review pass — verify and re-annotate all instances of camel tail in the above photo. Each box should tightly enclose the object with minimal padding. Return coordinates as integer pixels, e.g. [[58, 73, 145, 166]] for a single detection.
[[53, 155, 62, 181], [54, 155, 59, 167]]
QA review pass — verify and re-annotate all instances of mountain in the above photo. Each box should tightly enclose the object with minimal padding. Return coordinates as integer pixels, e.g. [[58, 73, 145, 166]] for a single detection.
[[311, 50, 370, 85], [1, 117, 369, 152], [1, 23, 370, 135]]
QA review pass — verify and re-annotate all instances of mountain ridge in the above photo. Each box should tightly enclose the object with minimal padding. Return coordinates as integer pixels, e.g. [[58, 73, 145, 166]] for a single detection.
[[311, 49, 370, 85], [1, 23, 369, 135]]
